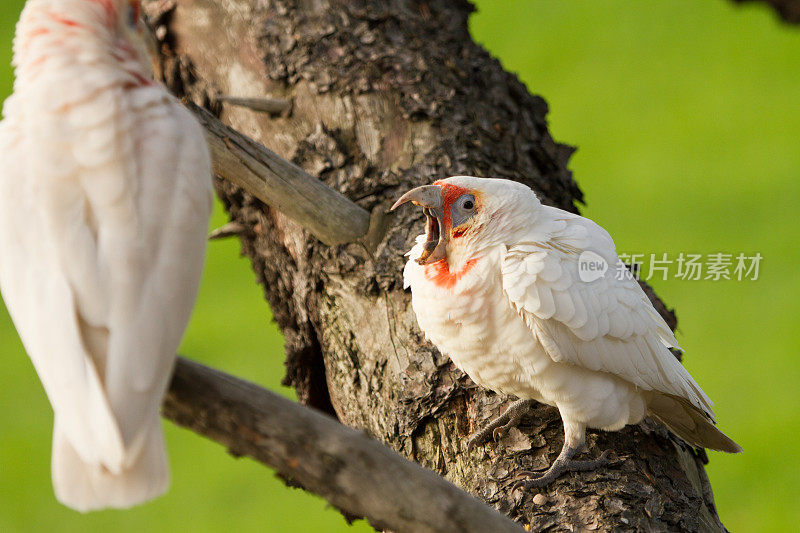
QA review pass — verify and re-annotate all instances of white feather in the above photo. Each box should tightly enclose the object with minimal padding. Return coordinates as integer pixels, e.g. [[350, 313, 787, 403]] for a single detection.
[[502, 207, 714, 418], [402, 177, 735, 451], [0, 0, 213, 510]]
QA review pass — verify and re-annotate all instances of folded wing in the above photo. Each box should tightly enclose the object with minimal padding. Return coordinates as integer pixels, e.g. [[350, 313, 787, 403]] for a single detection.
[[501, 206, 714, 420], [0, 87, 212, 470]]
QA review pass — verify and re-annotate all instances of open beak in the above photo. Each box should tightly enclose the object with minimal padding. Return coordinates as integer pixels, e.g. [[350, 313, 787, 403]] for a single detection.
[[391, 185, 448, 265]]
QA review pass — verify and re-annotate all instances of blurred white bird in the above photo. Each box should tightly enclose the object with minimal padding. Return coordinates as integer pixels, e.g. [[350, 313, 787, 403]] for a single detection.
[[0, 0, 212, 511], [393, 176, 740, 488]]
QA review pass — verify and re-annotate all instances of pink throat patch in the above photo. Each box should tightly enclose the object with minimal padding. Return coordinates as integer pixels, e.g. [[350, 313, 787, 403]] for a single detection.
[[423, 258, 478, 289]]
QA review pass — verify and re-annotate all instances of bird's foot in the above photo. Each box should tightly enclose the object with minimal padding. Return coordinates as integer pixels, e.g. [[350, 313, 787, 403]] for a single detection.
[[512, 450, 613, 490], [466, 399, 536, 452]]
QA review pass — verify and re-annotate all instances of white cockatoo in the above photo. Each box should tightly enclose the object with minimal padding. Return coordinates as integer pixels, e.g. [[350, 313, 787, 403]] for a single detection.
[[393, 176, 740, 487], [0, 0, 213, 511]]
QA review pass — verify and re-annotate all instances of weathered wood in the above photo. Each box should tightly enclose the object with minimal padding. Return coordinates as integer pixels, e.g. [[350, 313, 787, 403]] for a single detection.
[[165, 357, 525, 533], [191, 104, 370, 246], [216, 95, 292, 115], [208, 221, 245, 240]]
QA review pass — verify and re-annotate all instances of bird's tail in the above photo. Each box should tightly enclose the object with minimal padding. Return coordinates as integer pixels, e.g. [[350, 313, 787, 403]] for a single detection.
[[51, 416, 169, 512], [647, 392, 742, 453]]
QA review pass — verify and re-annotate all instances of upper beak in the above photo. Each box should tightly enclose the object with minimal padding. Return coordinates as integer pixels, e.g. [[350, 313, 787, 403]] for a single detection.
[[391, 185, 443, 211], [391, 185, 448, 265]]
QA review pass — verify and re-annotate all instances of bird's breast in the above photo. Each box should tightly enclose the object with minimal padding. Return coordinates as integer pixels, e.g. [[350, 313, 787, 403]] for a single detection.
[[422, 258, 479, 289], [405, 251, 553, 398]]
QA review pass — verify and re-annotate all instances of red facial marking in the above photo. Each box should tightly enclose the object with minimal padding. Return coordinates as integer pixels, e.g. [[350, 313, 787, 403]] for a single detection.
[[47, 13, 87, 29], [423, 258, 478, 289], [28, 28, 50, 38], [433, 181, 471, 228], [42, 0, 115, 30]]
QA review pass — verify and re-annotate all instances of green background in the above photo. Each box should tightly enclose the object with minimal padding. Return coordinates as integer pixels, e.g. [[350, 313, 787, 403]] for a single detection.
[[1, 1, 797, 531]]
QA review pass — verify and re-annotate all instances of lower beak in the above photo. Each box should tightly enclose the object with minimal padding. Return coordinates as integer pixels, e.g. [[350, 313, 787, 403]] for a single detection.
[[392, 185, 448, 265]]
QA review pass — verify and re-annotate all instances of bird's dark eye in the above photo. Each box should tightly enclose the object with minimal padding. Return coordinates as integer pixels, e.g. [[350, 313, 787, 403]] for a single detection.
[[458, 194, 476, 211], [450, 194, 476, 229]]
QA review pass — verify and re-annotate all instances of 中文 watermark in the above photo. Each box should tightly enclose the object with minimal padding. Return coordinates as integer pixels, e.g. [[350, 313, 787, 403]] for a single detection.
[[577, 252, 762, 283]]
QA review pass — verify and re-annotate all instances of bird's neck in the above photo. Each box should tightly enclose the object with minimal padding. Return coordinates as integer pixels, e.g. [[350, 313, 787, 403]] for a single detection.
[[421, 240, 499, 290], [442, 242, 477, 273]]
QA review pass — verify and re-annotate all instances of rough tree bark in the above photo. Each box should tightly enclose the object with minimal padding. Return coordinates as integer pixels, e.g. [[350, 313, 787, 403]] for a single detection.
[[144, 0, 729, 530], [166, 357, 523, 533]]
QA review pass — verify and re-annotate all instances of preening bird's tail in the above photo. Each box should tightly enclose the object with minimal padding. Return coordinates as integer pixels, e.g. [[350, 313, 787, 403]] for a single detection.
[[647, 392, 742, 453], [51, 416, 169, 512]]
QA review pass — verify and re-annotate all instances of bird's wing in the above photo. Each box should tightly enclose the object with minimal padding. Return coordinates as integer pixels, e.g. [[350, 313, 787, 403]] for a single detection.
[[0, 95, 126, 469], [501, 206, 714, 418], [0, 86, 212, 468], [100, 91, 213, 455]]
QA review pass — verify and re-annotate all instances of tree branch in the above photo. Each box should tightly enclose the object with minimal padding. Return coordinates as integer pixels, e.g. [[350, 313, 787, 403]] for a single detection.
[[164, 357, 525, 533], [189, 104, 371, 247], [215, 95, 292, 115]]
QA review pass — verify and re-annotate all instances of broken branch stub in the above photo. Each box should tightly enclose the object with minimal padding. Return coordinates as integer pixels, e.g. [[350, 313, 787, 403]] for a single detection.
[[190, 104, 371, 246]]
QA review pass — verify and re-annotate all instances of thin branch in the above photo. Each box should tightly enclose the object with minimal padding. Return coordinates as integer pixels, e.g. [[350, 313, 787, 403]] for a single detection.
[[164, 357, 525, 533], [189, 103, 372, 246], [216, 95, 292, 115], [208, 221, 245, 240]]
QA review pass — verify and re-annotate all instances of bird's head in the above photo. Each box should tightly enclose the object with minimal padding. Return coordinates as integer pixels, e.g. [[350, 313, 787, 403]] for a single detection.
[[392, 176, 541, 269], [15, 0, 155, 82]]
